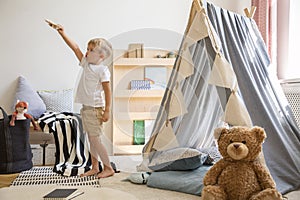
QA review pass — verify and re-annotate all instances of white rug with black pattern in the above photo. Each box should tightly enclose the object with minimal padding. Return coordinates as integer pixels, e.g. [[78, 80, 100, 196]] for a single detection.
[[11, 167, 100, 187]]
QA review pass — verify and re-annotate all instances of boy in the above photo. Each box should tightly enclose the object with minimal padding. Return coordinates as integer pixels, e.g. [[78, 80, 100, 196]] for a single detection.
[[47, 22, 114, 178]]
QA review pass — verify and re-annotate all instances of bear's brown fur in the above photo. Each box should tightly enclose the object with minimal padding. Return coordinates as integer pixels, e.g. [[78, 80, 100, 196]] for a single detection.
[[202, 126, 282, 200]]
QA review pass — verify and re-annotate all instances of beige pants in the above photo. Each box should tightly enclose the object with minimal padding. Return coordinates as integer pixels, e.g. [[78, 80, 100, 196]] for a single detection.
[[80, 105, 104, 137]]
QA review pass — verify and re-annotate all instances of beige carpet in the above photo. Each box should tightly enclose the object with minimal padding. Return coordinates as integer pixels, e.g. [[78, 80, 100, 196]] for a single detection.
[[100, 172, 200, 200], [0, 172, 198, 200]]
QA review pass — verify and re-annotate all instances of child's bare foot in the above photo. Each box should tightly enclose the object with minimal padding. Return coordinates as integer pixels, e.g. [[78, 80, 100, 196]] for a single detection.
[[80, 169, 99, 177], [96, 168, 115, 178]]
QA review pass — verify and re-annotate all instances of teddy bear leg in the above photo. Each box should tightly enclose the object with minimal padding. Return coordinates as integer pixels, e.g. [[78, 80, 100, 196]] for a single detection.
[[249, 188, 282, 200], [202, 185, 227, 200]]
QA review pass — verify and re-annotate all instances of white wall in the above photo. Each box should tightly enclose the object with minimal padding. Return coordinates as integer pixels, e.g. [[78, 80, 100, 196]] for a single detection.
[[0, 0, 190, 113]]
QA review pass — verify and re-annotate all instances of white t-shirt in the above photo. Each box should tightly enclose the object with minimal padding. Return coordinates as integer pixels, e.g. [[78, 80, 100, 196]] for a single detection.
[[74, 57, 110, 107]]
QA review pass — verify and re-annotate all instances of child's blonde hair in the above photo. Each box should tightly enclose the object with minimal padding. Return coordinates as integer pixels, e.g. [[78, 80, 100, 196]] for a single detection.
[[88, 38, 112, 59]]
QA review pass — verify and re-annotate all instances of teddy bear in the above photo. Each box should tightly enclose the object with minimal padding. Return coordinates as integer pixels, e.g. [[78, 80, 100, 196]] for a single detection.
[[10, 100, 39, 130], [201, 126, 282, 200]]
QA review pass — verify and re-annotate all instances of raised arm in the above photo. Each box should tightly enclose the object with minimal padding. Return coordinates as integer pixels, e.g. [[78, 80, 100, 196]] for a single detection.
[[57, 25, 83, 62]]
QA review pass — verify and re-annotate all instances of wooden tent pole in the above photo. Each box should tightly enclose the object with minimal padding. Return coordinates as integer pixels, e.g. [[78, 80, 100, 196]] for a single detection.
[[244, 6, 256, 18], [193, 0, 203, 12]]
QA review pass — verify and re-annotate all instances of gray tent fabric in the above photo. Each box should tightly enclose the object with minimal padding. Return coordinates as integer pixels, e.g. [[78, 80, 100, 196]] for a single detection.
[[206, 3, 300, 194], [142, 0, 300, 195]]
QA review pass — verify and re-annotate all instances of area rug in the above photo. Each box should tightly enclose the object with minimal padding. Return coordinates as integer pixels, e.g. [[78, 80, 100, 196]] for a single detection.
[[11, 167, 100, 187]]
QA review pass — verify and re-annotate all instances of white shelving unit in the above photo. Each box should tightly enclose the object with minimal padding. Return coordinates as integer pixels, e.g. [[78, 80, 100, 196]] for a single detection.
[[112, 52, 175, 155]]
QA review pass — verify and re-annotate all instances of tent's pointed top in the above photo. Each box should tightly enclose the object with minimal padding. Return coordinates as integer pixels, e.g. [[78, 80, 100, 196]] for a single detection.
[[193, 0, 203, 12]]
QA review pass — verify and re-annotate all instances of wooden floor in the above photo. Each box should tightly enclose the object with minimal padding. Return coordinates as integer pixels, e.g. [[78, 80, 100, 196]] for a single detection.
[[0, 173, 19, 188]]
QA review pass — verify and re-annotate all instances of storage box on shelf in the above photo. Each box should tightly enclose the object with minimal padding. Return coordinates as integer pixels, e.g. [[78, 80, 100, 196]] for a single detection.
[[112, 50, 176, 155]]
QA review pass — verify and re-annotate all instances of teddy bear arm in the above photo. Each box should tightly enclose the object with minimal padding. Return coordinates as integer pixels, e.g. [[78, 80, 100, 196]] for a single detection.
[[253, 162, 276, 189], [203, 159, 226, 186]]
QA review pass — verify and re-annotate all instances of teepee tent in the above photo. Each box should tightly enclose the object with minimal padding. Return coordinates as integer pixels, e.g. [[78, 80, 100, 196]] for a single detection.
[[142, 0, 300, 194]]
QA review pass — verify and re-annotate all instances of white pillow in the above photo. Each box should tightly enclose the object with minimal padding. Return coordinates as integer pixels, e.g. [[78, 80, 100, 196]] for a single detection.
[[13, 76, 46, 119], [38, 89, 73, 112]]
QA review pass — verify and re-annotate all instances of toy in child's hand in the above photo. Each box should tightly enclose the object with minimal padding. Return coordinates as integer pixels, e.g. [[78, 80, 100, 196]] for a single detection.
[[45, 19, 59, 30], [10, 100, 39, 130], [202, 126, 282, 200]]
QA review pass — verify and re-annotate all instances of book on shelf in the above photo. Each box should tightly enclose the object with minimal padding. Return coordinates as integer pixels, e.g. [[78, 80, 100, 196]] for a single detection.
[[130, 80, 150, 90], [127, 43, 144, 58], [133, 120, 145, 145], [43, 188, 84, 200]]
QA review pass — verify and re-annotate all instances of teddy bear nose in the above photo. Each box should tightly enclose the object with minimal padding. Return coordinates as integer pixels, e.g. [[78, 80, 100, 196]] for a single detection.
[[233, 144, 240, 149]]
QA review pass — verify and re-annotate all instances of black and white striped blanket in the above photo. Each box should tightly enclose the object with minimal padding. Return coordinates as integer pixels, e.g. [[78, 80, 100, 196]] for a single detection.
[[38, 112, 92, 176]]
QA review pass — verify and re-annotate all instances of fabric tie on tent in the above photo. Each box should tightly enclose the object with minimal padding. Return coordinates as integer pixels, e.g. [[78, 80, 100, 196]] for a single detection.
[[152, 121, 179, 151], [168, 82, 188, 119], [208, 54, 237, 89], [176, 48, 194, 82], [224, 91, 252, 127]]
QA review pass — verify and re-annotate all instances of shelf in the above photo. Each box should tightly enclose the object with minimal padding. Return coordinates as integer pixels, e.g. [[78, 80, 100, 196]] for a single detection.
[[114, 90, 165, 98], [113, 145, 144, 155], [112, 50, 176, 155], [114, 112, 158, 120], [114, 58, 176, 66]]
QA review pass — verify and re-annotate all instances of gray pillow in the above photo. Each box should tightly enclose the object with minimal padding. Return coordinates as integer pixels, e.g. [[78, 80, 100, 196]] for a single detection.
[[147, 165, 212, 195], [12, 76, 46, 119], [38, 89, 73, 112], [148, 147, 208, 171]]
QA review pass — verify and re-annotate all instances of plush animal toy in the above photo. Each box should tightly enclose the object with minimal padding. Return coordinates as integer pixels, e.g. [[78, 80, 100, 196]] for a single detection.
[[202, 126, 282, 200], [10, 101, 38, 130]]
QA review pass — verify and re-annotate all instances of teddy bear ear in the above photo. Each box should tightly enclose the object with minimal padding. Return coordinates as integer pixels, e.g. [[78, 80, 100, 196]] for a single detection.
[[214, 127, 227, 140], [251, 126, 266, 143]]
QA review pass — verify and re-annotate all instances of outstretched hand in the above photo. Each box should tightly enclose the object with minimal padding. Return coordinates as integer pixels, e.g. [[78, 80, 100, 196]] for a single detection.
[[45, 19, 63, 33]]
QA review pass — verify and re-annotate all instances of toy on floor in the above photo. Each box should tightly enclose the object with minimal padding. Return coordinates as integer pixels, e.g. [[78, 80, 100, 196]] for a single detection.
[[202, 126, 282, 200], [124, 172, 150, 184], [10, 100, 39, 130]]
